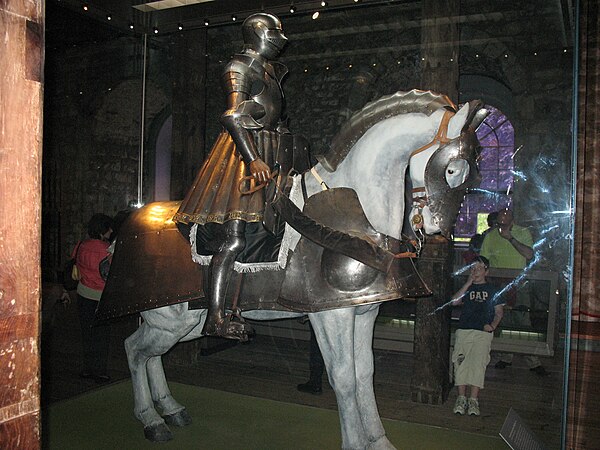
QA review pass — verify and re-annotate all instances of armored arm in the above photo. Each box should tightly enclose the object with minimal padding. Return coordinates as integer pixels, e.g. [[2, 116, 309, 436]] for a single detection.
[[219, 64, 266, 165]]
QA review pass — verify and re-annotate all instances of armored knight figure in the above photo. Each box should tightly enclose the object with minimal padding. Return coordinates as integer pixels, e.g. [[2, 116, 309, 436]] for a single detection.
[[173, 13, 291, 340]]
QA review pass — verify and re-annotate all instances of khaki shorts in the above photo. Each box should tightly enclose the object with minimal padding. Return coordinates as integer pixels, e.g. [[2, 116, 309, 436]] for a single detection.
[[452, 329, 493, 389]]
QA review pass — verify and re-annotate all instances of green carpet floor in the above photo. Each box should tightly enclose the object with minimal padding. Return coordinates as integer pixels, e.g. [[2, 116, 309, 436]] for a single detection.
[[43, 380, 507, 449]]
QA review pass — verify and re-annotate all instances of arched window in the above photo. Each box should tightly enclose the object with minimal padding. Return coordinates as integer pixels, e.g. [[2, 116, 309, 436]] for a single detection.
[[454, 105, 514, 240]]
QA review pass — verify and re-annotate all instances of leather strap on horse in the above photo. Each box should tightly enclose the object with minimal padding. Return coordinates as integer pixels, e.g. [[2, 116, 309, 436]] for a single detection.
[[409, 109, 454, 159], [270, 188, 415, 274], [410, 109, 454, 200]]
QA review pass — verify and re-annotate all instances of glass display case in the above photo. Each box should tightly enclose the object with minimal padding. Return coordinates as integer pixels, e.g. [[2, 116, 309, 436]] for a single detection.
[[44, 1, 579, 448], [136, 2, 576, 448]]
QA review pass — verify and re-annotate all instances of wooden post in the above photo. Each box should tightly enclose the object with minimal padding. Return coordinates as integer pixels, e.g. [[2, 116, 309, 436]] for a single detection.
[[410, 0, 459, 405], [0, 1, 44, 448], [411, 236, 454, 404], [419, 0, 460, 96]]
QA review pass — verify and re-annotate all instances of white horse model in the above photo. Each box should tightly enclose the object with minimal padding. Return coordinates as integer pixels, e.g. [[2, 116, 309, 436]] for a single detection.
[[114, 90, 486, 449]]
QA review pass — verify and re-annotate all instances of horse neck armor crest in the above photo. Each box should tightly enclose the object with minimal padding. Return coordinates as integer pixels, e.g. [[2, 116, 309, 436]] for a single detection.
[[316, 89, 456, 172]]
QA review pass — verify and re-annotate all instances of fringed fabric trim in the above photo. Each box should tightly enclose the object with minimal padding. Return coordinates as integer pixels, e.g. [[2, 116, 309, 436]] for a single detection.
[[188, 175, 303, 273]]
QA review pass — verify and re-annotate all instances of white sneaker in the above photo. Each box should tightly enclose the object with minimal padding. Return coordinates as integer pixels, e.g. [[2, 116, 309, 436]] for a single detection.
[[453, 395, 467, 415], [467, 398, 480, 416]]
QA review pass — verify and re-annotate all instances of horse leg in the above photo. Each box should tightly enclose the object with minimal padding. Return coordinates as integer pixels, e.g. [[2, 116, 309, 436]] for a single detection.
[[147, 310, 207, 428], [124, 323, 173, 442], [124, 305, 201, 442], [146, 356, 192, 427], [310, 309, 369, 450], [353, 305, 396, 450]]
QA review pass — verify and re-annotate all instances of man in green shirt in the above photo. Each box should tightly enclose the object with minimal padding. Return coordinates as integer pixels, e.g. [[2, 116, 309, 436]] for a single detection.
[[480, 209, 533, 269], [480, 209, 547, 376]]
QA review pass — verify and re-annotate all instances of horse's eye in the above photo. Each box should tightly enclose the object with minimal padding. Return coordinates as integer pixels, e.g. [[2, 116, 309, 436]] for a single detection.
[[447, 169, 455, 174]]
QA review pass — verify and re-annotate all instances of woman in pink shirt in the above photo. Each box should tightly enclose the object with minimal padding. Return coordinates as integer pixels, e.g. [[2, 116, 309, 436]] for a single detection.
[[74, 213, 113, 383]]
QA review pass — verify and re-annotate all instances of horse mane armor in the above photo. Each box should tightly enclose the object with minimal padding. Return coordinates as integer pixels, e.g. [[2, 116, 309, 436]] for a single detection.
[[315, 89, 456, 172]]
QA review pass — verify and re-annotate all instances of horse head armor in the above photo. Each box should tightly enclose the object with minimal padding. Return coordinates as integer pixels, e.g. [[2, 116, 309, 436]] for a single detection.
[[423, 102, 488, 237], [411, 101, 489, 238]]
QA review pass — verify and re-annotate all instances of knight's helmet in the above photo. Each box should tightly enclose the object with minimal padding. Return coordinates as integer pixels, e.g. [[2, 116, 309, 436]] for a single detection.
[[242, 13, 287, 59]]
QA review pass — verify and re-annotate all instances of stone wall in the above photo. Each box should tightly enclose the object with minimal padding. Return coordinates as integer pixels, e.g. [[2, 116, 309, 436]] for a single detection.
[[43, 36, 170, 273]]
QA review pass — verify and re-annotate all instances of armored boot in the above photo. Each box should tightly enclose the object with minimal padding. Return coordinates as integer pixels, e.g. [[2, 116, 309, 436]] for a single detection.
[[202, 220, 253, 341]]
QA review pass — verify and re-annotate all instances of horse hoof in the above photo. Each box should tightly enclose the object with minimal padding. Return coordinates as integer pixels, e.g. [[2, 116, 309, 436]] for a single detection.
[[163, 408, 192, 427], [143, 423, 173, 442]]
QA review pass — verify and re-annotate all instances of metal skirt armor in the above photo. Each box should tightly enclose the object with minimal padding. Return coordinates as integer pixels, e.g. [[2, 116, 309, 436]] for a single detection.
[[174, 130, 278, 225]]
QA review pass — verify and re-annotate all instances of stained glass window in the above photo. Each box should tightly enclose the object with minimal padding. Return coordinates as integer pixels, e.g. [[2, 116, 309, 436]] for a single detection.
[[454, 105, 514, 241]]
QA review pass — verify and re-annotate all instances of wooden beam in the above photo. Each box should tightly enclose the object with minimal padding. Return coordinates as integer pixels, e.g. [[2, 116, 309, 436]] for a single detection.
[[0, 1, 44, 448]]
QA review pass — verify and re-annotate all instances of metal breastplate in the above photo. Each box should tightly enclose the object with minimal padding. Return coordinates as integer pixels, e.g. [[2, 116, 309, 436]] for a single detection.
[[251, 69, 283, 130], [226, 55, 285, 131]]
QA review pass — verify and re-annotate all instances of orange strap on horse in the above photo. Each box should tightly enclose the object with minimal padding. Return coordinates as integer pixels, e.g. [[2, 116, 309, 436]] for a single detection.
[[409, 109, 455, 159]]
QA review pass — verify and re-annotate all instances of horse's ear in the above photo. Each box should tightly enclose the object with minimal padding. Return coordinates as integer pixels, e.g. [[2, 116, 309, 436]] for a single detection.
[[461, 100, 487, 133], [447, 103, 470, 138]]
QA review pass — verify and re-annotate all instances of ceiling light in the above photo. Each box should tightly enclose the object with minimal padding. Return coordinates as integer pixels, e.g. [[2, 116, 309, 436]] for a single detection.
[[232, 15, 237, 21], [82, 4, 88, 11], [129, 22, 134, 29], [153, 27, 159, 34], [321, 1, 327, 6], [204, 19, 210, 26], [290, 5, 296, 13], [178, 23, 183, 30], [106, 14, 112, 21], [312, 11, 320, 19]]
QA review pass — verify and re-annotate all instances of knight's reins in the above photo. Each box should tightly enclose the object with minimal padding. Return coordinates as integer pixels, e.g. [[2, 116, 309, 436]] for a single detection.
[[238, 169, 280, 195]]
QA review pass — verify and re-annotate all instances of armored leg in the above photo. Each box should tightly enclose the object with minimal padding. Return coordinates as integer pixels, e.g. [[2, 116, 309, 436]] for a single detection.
[[202, 219, 252, 341]]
